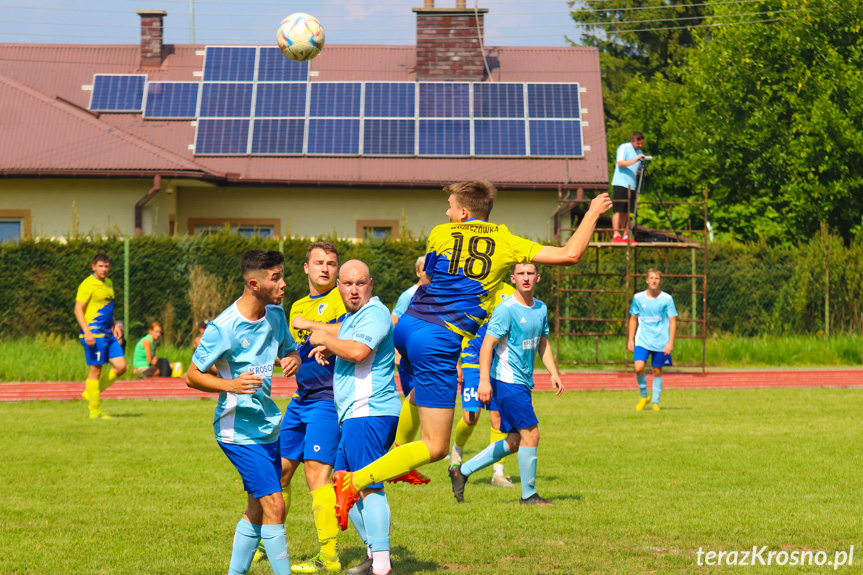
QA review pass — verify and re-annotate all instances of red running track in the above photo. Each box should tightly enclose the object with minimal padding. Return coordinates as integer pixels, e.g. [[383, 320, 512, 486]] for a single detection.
[[1, 370, 861, 402]]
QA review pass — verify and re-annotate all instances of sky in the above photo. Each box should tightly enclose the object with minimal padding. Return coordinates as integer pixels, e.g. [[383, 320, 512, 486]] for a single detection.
[[1, 0, 582, 47]]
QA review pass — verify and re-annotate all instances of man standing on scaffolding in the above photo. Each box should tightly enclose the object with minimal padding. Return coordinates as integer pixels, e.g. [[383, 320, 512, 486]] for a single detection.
[[611, 131, 645, 245]]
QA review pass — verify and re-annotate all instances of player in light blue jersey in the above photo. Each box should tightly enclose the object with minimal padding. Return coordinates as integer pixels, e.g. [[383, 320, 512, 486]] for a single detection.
[[187, 250, 301, 575], [449, 263, 563, 506], [308, 261, 401, 575], [628, 268, 678, 411]]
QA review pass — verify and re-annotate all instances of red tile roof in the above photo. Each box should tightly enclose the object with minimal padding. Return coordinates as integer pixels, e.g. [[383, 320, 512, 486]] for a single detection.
[[0, 43, 608, 189]]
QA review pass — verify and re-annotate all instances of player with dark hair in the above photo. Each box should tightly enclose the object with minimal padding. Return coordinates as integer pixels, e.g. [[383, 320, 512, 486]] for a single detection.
[[449, 263, 563, 505], [331, 180, 611, 527], [186, 249, 301, 575], [75, 253, 127, 419]]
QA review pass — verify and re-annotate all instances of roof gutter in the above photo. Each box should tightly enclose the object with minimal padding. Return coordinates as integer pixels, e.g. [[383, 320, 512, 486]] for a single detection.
[[135, 174, 161, 237]]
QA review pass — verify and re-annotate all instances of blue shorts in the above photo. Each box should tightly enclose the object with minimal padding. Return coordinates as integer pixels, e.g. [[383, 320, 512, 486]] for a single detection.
[[335, 416, 398, 489], [397, 361, 414, 398], [393, 315, 462, 409], [80, 334, 124, 366], [491, 378, 538, 434], [460, 367, 499, 413], [279, 396, 340, 466], [218, 440, 282, 498], [633, 346, 673, 368]]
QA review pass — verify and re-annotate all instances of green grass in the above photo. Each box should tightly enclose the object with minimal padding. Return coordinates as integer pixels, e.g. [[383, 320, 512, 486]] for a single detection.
[[1, 334, 862, 382], [1, 388, 862, 574]]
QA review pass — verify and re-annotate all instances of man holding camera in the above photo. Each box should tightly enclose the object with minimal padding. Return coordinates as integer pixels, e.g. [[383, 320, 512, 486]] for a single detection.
[[611, 132, 646, 244]]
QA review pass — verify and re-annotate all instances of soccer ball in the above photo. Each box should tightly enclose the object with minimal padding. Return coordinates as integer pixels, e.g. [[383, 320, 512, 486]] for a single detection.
[[277, 13, 325, 62]]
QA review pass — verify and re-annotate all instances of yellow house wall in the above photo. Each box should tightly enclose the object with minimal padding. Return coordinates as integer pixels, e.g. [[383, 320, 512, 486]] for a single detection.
[[177, 186, 558, 241], [0, 179, 172, 237]]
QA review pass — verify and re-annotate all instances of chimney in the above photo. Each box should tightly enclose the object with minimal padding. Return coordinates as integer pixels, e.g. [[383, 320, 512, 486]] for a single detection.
[[136, 10, 167, 68], [413, 1, 489, 81]]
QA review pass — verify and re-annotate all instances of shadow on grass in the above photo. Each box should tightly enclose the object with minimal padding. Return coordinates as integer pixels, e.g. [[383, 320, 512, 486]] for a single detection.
[[110, 413, 145, 418]]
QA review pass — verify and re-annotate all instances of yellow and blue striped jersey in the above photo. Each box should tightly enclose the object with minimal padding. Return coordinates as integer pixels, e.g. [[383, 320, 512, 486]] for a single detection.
[[289, 287, 347, 401], [460, 283, 516, 369], [75, 275, 115, 338], [405, 220, 543, 339]]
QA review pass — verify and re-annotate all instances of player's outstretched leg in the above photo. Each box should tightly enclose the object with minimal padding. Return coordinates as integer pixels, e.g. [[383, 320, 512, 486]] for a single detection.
[[448, 438, 512, 503], [387, 391, 432, 486]]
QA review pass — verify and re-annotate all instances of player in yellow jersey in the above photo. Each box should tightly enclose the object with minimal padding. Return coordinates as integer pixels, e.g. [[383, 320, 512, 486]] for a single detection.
[[255, 242, 346, 573], [75, 253, 127, 419], [331, 180, 612, 528]]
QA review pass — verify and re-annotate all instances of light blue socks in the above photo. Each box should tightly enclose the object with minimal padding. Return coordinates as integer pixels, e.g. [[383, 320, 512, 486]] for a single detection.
[[636, 373, 648, 397], [652, 376, 663, 404], [261, 524, 291, 575], [461, 439, 511, 477], [228, 519, 261, 575], [518, 447, 538, 500], [361, 491, 392, 552], [349, 498, 368, 545]]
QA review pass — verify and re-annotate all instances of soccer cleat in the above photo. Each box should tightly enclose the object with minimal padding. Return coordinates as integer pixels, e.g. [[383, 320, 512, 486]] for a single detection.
[[343, 557, 373, 575], [635, 397, 650, 411], [387, 469, 431, 485], [625, 237, 638, 245], [290, 552, 341, 573], [520, 493, 554, 506], [448, 443, 464, 465], [253, 541, 267, 563], [332, 471, 360, 531], [491, 474, 515, 487], [612, 235, 626, 244], [652, 403, 660, 411], [448, 464, 468, 503], [89, 411, 112, 420]]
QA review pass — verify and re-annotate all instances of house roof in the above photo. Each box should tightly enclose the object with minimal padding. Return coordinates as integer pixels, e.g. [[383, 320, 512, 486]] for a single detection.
[[0, 42, 608, 189]]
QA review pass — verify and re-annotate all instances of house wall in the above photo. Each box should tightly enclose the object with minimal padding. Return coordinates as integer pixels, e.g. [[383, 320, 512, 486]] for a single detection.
[[176, 186, 559, 241], [0, 179, 171, 237]]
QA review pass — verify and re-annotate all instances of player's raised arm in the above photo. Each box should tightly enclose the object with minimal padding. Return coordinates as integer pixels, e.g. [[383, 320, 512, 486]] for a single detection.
[[532, 193, 613, 266], [477, 332, 500, 404]]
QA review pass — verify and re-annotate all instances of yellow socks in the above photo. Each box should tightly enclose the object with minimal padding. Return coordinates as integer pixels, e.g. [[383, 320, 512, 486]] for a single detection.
[[393, 399, 420, 446], [490, 428, 509, 465], [100, 367, 118, 392], [454, 417, 476, 449], [353, 441, 431, 491], [311, 485, 338, 558], [85, 379, 101, 415]]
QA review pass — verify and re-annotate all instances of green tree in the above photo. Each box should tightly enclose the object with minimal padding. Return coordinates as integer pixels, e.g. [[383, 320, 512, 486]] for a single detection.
[[622, 0, 863, 242]]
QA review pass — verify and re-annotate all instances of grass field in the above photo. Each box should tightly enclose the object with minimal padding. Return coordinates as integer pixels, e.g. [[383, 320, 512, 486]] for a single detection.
[[2, 387, 862, 574], [2, 334, 862, 382]]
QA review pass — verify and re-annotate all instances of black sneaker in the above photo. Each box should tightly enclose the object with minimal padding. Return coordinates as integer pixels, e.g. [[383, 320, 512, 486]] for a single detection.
[[448, 464, 468, 503], [520, 493, 554, 506], [344, 557, 373, 575]]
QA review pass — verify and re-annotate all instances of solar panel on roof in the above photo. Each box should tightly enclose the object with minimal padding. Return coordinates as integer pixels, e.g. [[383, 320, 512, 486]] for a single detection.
[[143, 82, 199, 119], [255, 84, 308, 117], [203, 47, 257, 82], [309, 84, 362, 118], [364, 119, 415, 155], [200, 83, 253, 118], [364, 83, 415, 118], [419, 120, 471, 156], [90, 75, 147, 112], [257, 47, 309, 82], [251, 119, 305, 154], [195, 119, 250, 154], [529, 120, 583, 157], [527, 84, 581, 119], [419, 83, 470, 118], [473, 83, 524, 119], [308, 119, 360, 155], [475, 120, 526, 156]]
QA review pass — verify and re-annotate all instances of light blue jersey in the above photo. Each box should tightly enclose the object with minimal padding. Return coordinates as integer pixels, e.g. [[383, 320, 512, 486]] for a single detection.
[[486, 296, 549, 389], [630, 290, 678, 351], [611, 141, 642, 190], [334, 297, 402, 424], [193, 301, 296, 445], [391, 284, 418, 319]]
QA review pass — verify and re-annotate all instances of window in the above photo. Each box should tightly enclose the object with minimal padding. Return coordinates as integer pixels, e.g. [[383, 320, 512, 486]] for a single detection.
[[356, 220, 399, 242], [0, 210, 31, 244], [188, 218, 280, 238]]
